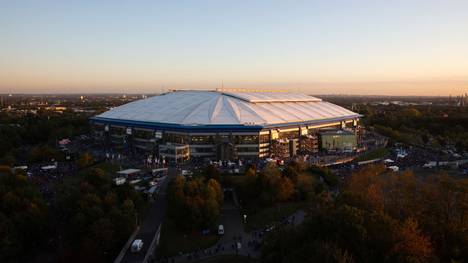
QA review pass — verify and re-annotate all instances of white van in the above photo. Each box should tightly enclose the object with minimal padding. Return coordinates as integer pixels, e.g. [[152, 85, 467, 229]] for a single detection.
[[131, 239, 144, 253], [218, 225, 224, 235]]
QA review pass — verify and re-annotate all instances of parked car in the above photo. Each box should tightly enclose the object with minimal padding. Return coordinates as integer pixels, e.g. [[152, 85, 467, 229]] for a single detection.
[[218, 225, 224, 235]]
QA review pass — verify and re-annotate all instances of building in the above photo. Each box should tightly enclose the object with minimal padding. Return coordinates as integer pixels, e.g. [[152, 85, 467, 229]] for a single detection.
[[91, 90, 361, 161], [320, 130, 357, 152]]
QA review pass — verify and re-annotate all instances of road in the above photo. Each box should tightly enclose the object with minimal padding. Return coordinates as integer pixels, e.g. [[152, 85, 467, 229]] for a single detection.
[[119, 167, 177, 263], [218, 201, 245, 244]]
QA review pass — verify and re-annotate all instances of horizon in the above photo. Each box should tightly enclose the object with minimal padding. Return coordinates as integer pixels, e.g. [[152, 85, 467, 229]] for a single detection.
[[1, 1, 467, 96], [0, 90, 462, 98]]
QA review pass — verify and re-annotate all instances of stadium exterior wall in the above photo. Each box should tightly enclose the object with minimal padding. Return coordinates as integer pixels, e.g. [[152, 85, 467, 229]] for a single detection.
[[90, 115, 360, 162]]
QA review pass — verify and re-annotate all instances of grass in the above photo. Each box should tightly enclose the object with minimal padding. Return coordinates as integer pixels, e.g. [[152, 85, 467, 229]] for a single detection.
[[51, 161, 121, 193], [222, 175, 249, 188], [79, 161, 120, 175], [157, 219, 220, 258], [195, 255, 259, 263], [355, 147, 390, 162], [244, 202, 305, 232]]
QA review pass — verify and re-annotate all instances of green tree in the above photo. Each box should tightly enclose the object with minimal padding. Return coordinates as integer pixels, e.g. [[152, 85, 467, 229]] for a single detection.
[[56, 164, 146, 262], [167, 175, 222, 230], [296, 174, 317, 200], [0, 170, 48, 261]]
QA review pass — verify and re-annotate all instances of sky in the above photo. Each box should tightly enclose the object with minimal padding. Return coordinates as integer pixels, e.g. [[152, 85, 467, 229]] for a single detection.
[[1, 0, 467, 95]]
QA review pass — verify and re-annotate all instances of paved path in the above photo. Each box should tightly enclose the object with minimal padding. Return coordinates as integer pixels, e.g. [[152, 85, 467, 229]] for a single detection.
[[163, 205, 306, 263], [119, 168, 177, 263]]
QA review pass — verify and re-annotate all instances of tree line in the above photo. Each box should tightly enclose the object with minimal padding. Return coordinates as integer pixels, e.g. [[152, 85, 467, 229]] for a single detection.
[[358, 105, 468, 151], [0, 165, 147, 263], [262, 164, 468, 263], [226, 161, 335, 208], [0, 167, 48, 262], [0, 112, 90, 166]]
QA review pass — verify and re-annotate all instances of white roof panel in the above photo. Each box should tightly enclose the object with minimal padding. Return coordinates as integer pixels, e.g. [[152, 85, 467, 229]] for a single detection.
[[222, 91, 321, 103], [117, 168, 141, 175], [96, 90, 359, 127]]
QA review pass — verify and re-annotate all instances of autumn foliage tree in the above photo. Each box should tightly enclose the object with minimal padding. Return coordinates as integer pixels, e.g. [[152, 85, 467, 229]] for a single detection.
[[263, 164, 468, 262], [392, 218, 433, 263], [231, 161, 324, 207], [340, 164, 468, 261]]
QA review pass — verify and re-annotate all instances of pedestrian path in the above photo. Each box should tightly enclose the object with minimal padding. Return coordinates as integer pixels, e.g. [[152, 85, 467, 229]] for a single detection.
[[156, 209, 305, 263]]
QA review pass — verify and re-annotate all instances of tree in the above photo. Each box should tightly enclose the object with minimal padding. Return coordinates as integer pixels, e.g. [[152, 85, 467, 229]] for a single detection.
[[283, 165, 300, 183], [204, 164, 221, 182], [235, 165, 259, 202], [0, 153, 15, 166], [277, 176, 295, 201], [0, 170, 48, 262], [201, 197, 220, 228], [207, 178, 223, 205], [258, 162, 283, 204], [343, 164, 386, 211], [56, 165, 146, 262], [263, 161, 468, 262], [296, 174, 317, 200], [76, 153, 94, 168], [392, 218, 433, 263], [167, 176, 222, 230], [28, 144, 62, 162]]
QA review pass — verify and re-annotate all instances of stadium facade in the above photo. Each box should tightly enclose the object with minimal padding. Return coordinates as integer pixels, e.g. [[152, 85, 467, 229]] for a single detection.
[[91, 90, 361, 162]]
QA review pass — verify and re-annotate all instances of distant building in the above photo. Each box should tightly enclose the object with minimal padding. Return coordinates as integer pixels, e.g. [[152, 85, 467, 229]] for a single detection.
[[91, 90, 361, 161], [458, 93, 468, 107]]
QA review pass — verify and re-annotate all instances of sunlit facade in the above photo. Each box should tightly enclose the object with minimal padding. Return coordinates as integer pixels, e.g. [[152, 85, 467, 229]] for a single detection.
[[91, 90, 361, 161]]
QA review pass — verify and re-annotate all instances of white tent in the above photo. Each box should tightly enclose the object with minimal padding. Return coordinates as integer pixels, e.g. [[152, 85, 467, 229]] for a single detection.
[[41, 165, 57, 170], [117, 168, 141, 177]]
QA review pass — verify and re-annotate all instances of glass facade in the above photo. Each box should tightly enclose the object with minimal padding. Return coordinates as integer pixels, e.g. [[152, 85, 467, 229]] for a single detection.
[[164, 132, 189, 144], [237, 146, 259, 152], [279, 130, 299, 140], [233, 135, 259, 144], [190, 135, 215, 144], [259, 134, 270, 143], [133, 129, 154, 140], [110, 125, 125, 135], [92, 117, 360, 160]]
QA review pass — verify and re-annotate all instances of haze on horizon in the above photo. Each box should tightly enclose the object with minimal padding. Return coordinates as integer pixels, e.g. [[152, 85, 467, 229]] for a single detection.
[[1, 1, 467, 96]]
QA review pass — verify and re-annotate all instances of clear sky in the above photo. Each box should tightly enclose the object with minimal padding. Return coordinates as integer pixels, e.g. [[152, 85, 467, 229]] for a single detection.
[[1, 0, 467, 95]]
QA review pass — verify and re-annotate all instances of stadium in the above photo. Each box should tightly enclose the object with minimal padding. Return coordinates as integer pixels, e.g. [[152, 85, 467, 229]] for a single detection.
[[91, 90, 361, 162]]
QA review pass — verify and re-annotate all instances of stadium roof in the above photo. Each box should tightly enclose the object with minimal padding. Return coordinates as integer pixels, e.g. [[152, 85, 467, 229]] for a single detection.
[[93, 90, 359, 128]]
